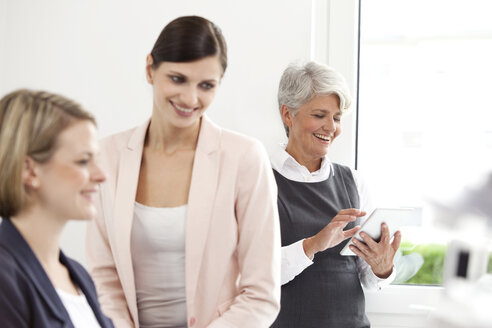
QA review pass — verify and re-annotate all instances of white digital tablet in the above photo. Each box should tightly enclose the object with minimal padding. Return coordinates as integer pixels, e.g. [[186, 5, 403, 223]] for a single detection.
[[340, 208, 415, 256]]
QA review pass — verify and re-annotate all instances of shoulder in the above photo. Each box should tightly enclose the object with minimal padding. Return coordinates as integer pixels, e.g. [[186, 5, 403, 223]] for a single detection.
[[332, 163, 364, 181], [99, 124, 142, 155], [0, 246, 28, 295], [98, 121, 148, 170], [347, 167, 366, 192], [203, 117, 268, 164], [331, 162, 363, 191], [221, 130, 271, 175], [331, 162, 356, 182], [332, 165, 373, 209], [221, 128, 266, 156], [0, 247, 31, 323], [0, 246, 20, 279]]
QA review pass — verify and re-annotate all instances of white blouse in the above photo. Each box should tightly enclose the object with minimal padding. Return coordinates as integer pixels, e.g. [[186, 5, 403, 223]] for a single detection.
[[131, 202, 187, 328], [271, 144, 395, 289], [56, 288, 101, 328]]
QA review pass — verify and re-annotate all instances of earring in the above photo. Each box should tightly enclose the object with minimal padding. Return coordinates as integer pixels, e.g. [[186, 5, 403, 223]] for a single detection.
[[31, 180, 39, 188]]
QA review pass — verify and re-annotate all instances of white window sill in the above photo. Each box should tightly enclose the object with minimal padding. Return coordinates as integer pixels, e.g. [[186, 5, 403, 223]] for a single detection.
[[365, 285, 443, 328], [365, 284, 442, 315]]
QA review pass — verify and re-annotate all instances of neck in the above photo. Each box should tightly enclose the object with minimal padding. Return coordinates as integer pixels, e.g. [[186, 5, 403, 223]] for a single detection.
[[10, 205, 66, 269], [147, 115, 201, 154], [285, 141, 322, 173]]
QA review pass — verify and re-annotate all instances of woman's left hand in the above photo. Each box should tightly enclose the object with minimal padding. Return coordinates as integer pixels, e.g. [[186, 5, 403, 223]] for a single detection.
[[349, 223, 401, 278]]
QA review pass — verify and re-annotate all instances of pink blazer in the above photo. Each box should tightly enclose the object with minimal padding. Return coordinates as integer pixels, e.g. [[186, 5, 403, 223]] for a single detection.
[[86, 115, 281, 328]]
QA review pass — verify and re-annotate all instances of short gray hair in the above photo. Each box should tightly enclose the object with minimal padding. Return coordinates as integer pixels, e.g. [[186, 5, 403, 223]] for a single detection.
[[278, 61, 352, 136]]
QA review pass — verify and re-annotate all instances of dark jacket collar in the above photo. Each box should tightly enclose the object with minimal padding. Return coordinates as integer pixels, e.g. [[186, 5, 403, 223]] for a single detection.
[[0, 218, 111, 327], [0, 218, 70, 324]]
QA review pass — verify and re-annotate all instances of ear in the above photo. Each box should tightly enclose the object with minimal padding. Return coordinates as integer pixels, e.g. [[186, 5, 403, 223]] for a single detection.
[[281, 104, 294, 129], [145, 54, 155, 85], [22, 157, 40, 189]]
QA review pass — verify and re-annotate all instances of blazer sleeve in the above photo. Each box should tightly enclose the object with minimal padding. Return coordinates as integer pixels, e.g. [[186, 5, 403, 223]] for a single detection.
[[0, 250, 30, 327], [207, 140, 281, 328], [86, 190, 134, 328]]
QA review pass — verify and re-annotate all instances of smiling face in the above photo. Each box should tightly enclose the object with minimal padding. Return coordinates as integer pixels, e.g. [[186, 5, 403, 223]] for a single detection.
[[282, 94, 342, 172], [31, 120, 106, 222], [146, 55, 223, 131]]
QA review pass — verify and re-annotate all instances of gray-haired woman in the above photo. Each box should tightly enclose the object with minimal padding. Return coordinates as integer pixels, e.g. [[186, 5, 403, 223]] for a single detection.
[[270, 61, 401, 328]]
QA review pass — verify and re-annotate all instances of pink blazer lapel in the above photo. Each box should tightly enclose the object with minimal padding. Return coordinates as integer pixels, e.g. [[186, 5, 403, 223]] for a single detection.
[[109, 116, 221, 316], [112, 120, 148, 321], [185, 115, 221, 305]]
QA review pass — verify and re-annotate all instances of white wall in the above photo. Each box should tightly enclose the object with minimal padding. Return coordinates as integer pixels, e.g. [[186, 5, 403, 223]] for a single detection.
[[2, 2, 439, 327], [0, 0, 6, 86], [0, 0, 318, 264], [0, 0, 313, 147]]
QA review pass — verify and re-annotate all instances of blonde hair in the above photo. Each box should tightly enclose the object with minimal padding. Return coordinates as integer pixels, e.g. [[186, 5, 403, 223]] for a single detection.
[[0, 89, 95, 217]]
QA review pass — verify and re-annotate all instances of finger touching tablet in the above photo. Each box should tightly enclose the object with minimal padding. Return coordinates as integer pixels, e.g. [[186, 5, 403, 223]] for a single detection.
[[340, 208, 415, 256]]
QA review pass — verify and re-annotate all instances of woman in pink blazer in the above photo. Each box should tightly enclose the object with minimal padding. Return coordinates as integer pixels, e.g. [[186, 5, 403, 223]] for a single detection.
[[86, 16, 280, 328]]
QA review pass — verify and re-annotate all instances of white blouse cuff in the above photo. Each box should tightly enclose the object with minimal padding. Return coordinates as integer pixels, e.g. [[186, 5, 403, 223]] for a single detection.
[[281, 239, 314, 285]]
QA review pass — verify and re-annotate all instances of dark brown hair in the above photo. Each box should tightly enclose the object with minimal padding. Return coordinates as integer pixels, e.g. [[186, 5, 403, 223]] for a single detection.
[[150, 16, 227, 73]]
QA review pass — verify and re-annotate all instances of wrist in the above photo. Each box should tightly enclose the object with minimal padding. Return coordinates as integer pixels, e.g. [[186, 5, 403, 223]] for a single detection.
[[373, 265, 393, 279], [302, 237, 318, 260]]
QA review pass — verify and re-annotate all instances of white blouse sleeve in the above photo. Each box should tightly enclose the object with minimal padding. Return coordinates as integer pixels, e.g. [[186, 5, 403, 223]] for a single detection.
[[281, 240, 313, 285]]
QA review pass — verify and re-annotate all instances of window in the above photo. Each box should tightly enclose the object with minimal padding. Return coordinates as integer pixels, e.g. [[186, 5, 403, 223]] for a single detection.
[[357, 0, 492, 285]]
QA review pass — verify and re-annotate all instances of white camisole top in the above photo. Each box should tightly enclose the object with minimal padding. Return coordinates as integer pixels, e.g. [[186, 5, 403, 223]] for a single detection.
[[56, 288, 101, 327], [131, 202, 187, 328]]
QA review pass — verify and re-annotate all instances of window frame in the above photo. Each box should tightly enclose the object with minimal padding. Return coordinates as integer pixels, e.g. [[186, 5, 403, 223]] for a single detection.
[[315, 0, 444, 323]]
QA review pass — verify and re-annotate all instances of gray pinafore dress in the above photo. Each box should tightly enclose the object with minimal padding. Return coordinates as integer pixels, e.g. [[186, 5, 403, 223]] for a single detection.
[[271, 164, 370, 328]]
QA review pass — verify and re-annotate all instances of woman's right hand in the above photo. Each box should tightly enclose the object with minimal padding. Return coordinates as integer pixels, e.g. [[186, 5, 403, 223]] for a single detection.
[[302, 209, 366, 260]]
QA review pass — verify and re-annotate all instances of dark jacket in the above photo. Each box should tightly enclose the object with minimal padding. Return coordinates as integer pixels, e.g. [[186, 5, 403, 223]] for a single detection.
[[0, 218, 114, 328]]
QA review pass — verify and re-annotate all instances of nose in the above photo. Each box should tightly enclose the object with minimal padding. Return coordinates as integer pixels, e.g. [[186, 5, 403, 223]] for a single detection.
[[91, 162, 106, 184], [323, 117, 336, 133], [180, 85, 199, 108]]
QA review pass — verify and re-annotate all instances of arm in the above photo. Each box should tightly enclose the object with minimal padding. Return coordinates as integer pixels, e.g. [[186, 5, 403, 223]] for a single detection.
[[207, 141, 281, 328], [281, 209, 364, 285], [86, 190, 134, 328], [281, 240, 313, 285]]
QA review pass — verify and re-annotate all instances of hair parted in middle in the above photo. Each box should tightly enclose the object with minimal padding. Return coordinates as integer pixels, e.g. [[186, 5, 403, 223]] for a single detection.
[[277, 61, 352, 137], [150, 15, 228, 73]]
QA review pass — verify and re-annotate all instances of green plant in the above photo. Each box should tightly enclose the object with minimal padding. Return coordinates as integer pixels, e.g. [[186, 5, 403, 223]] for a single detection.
[[395, 242, 492, 285], [398, 241, 447, 285]]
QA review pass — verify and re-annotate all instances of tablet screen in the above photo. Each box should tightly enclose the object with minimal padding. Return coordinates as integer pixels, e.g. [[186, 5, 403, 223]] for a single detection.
[[340, 208, 414, 256]]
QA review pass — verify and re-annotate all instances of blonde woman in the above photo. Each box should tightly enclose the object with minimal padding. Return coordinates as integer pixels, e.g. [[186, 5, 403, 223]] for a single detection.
[[0, 90, 113, 328]]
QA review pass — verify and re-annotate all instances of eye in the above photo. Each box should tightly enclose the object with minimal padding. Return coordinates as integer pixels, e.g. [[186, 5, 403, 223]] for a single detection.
[[169, 75, 185, 84], [313, 114, 325, 119], [334, 116, 341, 122], [199, 82, 215, 90], [76, 159, 90, 166]]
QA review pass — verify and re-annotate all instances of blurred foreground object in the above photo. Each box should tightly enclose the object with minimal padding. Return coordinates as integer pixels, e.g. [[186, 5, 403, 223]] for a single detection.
[[427, 172, 492, 327]]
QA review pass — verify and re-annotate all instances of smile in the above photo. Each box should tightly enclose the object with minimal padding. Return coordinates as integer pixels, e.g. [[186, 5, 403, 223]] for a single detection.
[[314, 133, 331, 142], [81, 188, 98, 202], [172, 101, 194, 113]]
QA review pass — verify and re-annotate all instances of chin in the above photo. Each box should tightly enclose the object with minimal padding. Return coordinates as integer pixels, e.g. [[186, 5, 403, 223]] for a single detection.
[[74, 208, 97, 221], [176, 118, 200, 128], [312, 148, 329, 159]]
